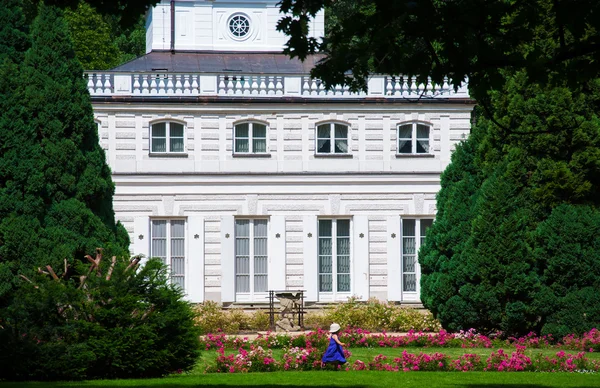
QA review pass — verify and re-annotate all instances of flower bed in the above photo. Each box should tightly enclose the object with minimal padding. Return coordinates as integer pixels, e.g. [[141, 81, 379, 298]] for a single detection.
[[202, 328, 600, 373], [200, 327, 600, 351]]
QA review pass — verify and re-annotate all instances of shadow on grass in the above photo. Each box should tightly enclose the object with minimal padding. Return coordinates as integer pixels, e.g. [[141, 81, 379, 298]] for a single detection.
[[465, 386, 593, 388], [1, 385, 370, 388]]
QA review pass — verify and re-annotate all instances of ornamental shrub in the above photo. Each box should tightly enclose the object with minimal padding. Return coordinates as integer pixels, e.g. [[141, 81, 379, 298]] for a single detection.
[[320, 297, 440, 332], [0, 254, 201, 381]]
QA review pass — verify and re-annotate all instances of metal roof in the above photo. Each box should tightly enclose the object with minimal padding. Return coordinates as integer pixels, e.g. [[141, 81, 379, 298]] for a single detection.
[[111, 51, 324, 74]]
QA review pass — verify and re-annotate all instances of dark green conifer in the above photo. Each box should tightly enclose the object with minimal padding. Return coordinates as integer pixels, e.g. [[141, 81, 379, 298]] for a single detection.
[[420, 73, 600, 337], [0, 1, 128, 302]]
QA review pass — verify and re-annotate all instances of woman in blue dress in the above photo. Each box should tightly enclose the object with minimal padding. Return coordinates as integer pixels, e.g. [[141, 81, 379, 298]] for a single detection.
[[322, 323, 347, 366]]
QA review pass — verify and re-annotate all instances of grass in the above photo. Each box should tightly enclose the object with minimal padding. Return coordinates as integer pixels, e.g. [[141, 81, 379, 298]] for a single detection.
[[1, 371, 600, 387], [3, 347, 599, 387]]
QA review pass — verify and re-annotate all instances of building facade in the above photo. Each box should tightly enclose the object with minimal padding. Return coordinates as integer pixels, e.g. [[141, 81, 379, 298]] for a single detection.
[[87, 0, 474, 305]]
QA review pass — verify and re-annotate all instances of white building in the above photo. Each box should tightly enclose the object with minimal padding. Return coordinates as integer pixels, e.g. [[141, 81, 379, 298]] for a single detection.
[[86, 0, 474, 306]]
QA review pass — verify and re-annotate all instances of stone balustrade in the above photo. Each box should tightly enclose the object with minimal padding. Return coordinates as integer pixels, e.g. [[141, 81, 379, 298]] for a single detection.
[[85, 72, 469, 99]]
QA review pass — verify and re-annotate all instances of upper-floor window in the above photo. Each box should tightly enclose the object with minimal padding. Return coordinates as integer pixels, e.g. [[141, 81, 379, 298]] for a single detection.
[[234, 122, 267, 154], [398, 122, 431, 154], [316, 122, 349, 154], [151, 121, 185, 154]]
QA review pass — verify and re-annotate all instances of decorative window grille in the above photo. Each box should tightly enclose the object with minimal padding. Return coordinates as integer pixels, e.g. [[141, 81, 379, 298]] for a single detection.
[[398, 123, 431, 154], [150, 122, 185, 153], [401, 218, 433, 292], [318, 219, 351, 293], [234, 122, 267, 153], [150, 219, 185, 289], [235, 219, 268, 296], [316, 123, 349, 154], [228, 14, 251, 38]]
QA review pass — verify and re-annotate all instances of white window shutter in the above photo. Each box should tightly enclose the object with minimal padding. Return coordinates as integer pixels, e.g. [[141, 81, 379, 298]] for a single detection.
[[352, 215, 369, 301], [187, 216, 205, 303], [269, 216, 286, 291], [133, 216, 150, 265], [303, 215, 318, 302], [387, 216, 402, 301], [221, 215, 235, 303]]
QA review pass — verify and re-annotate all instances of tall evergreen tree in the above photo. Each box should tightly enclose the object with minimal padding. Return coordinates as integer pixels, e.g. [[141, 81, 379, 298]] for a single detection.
[[420, 72, 600, 337], [0, 1, 128, 303], [0, 0, 31, 302], [0, 6, 200, 381]]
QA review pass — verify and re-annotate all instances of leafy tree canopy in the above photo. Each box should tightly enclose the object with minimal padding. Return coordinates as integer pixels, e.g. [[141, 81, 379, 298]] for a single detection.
[[64, 2, 146, 70], [278, 0, 600, 100], [44, 0, 158, 27]]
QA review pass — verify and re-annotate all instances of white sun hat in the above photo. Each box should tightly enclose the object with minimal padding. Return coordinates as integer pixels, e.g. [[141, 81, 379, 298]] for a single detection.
[[329, 323, 341, 333]]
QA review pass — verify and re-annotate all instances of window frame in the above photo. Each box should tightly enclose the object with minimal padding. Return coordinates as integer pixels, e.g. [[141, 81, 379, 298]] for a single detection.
[[149, 120, 187, 155], [315, 121, 351, 155], [396, 121, 432, 155], [400, 217, 433, 293], [150, 218, 186, 290], [232, 121, 269, 155], [317, 218, 352, 301], [234, 218, 269, 302]]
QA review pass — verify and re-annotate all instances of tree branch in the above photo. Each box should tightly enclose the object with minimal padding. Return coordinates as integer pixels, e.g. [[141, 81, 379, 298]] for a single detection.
[[106, 256, 116, 281]]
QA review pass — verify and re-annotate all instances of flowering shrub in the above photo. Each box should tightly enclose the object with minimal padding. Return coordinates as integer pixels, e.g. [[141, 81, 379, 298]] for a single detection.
[[484, 346, 532, 371], [452, 353, 483, 371], [252, 332, 293, 349], [203, 328, 600, 354], [205, 345, 600, 374], [209, 345, 279, 373], [201, 328, 600, 374], [281, 346, 323, 371], [393, 351, 450, 371], [507, 332, 554, 349], [562, 328, 600, 352]]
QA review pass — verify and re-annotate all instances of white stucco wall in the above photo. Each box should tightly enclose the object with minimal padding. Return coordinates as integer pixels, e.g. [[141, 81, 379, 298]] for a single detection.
[[94, 101, 472, 304], [147, 0, 325, 52]]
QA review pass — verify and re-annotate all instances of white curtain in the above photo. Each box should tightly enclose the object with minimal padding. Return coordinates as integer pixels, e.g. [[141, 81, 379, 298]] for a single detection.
[[151, 123, 166, 152], [235, 123, 250, 153], [416, 124, 430, 153], [253, 220, 268, 292], [318, 220, 333, 292], [235, 220, 250, 292], [169, 123, 184, 152]]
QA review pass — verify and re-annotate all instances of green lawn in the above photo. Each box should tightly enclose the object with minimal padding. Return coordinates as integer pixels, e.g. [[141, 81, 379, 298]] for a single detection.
[[2, 371, 600, 387], [2, 347, 598, 387]]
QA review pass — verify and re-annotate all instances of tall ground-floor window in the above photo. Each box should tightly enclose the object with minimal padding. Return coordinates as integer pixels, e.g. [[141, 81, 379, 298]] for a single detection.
[[318, 219, 351, 297], [235, 219, 268, 300], [401, 218, 433, 292], [150, 219, 185, 289]]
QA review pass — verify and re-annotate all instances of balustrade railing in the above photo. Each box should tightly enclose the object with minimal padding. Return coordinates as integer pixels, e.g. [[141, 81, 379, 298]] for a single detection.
[[84, 72, 469, 99], [217, 75, 284, 96], [384, 76, 457, 97]]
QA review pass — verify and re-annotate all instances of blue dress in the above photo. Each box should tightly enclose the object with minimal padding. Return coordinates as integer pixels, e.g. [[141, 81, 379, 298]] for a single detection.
[[322, 335, 346, 363]]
